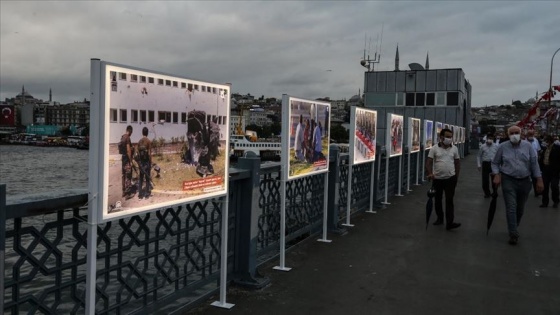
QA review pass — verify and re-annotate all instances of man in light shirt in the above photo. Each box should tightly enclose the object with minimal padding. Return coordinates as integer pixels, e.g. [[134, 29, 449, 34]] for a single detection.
[[492, 126, 543, 245], [426, 128, 461, 230], [526, 130, 542, 196], [477, 133, 499, 198]]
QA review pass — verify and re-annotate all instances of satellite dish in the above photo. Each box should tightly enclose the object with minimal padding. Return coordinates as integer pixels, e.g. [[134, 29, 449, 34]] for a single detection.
[[408, 63, 424, 71]]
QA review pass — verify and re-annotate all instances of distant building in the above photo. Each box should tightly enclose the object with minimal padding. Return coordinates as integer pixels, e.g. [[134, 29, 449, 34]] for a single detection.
[[362, 48, 472, 152]]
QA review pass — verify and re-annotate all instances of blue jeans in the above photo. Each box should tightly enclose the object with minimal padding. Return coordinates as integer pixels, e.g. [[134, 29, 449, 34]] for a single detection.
[[501, 174, 532, 237]]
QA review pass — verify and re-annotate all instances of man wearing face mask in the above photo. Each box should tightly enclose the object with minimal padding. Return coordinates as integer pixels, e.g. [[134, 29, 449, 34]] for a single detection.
[[526, 130, 542, 197], [426, 128, 461, 230], [477, 133, 499, 198], [538, 135, 560, 208], [491, 126, 543, 245]]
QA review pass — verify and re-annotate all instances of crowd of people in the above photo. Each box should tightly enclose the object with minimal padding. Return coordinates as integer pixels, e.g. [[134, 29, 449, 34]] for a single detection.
[[293, 114, 325, 164]]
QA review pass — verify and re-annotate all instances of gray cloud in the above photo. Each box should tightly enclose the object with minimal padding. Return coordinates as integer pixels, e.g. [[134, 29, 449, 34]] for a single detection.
[[1, 1, 559, 106]]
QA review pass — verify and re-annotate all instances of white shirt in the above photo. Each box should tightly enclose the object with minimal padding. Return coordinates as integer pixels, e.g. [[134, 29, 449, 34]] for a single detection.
[[294, 123, 303, 150], [477, 142, 499, 167], [428, 143, 460, 179]]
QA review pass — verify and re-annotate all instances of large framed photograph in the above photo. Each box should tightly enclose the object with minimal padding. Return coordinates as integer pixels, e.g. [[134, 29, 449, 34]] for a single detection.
[[350, 107, 377, 165], [435, 122, 443, 145], [91, 61, 230, 222], [453, 125, 459, 144], [387, 113, 404, 157], [408, 117, 421, 153], [460, 127, 465, 143], [424, 120, 433, 150], [283, 95, 330, 180]]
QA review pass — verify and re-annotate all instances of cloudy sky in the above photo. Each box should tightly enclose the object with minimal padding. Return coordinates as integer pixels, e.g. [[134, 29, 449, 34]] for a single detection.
[[1, 1, 559, 107]]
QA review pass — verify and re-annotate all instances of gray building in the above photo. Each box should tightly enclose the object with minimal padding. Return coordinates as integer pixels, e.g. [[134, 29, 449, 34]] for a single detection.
[[362, 47, 472, 154]]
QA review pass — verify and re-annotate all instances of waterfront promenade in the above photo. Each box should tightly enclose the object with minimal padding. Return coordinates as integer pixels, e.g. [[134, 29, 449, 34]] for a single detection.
[[190, 152, 560, 315]]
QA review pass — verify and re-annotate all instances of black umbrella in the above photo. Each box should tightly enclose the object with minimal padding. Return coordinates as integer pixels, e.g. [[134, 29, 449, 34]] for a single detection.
[[426, 185, 436, 230], [486, 187, 499, 235]]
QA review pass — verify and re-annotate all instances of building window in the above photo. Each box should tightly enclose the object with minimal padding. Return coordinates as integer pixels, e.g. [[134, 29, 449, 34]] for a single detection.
[[188, 83, 193, 91], [120, 109, 127, 122], [165, 80, 171, 86], [130, 74, 138, 82], [148, 110, 155, 122], [202, 86, 207, 92], [396, 93, 404, 106], [173, 112, 178, 124], [140, 76, 146, 83], [212, 87, 217, 94], [181, 82, 186, 89], [158, 79, 164, 85], [405, 93, 415, 106], [148, 77, 155, 84], [158, 111, 171, 123], [181, 112, 187, 123], [173, 81, 178, 87], [436, 92, 446, 105], [131, 109, 138, 123], [447, 92, 459, 106], [426, 93, 435, 106], [111, 109, 118, 122], [140, 110, 147, 123], [118, 72, 127, 80], [415, 93, 425, 106], [194, 84, 199, 91]]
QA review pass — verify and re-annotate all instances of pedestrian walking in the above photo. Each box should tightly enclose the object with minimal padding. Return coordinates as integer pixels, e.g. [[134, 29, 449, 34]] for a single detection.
[[426, 128, 461, 230], [538, 135, 560, 208], [477, 133, 499, 198], [526, 130, 542, 196], [491, 126, 543, 245]]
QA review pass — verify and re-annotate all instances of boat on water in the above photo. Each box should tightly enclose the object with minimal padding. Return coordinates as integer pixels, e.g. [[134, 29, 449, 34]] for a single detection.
[[230, 131, 281, 161]]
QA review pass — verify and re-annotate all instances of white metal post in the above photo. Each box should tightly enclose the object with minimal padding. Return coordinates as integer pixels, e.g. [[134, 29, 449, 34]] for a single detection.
[[421, 151, 426, 182], [415, 152, 420, 185], [212, 196, 234, 309], [382, 155, 391, 205], [366, 160, 377, 213], [317, 173, 332, 242], [342, 163, 354, 227], [396, 155, 404, 196], [274, 178, 291, 271], [406, 151, 412, 192]]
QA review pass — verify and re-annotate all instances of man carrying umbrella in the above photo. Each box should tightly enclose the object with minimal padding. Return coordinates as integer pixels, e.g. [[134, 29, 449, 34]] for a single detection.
[[477, 133, 499, 198], [426, 128, 461, 230], [491, 125, 543, 245]]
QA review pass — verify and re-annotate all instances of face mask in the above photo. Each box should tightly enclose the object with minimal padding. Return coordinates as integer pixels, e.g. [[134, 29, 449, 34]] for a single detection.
[[486, 139, 493, 145], [443, 137, 452, 145], [509, 134, 520, 144]]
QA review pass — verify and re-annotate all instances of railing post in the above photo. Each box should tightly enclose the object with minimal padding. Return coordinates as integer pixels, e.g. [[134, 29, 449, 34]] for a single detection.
[[327, 145, 340, 231], [0, 184, 5, 313], [233, 155, 270, 289]]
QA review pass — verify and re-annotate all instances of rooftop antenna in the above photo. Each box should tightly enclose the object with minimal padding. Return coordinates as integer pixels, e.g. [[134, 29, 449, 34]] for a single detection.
[[360, 23, 383, 72]]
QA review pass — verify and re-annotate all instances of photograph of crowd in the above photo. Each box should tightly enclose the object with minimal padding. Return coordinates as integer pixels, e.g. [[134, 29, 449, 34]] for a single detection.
[[99, 63, 230, 221], [287, 97, 330, 179], [409, 118, 421, 153], [424, 120, 433, 150], [435, 122, 443, 144], [351, 107, 377, 164], [388, 114, 404, 157]]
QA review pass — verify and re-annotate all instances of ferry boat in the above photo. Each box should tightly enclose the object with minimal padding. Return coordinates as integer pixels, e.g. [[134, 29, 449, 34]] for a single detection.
[[230, 132, 281, 161]]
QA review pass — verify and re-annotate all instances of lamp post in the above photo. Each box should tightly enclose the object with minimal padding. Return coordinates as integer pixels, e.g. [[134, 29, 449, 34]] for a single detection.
[[548, 47, 560, 134]]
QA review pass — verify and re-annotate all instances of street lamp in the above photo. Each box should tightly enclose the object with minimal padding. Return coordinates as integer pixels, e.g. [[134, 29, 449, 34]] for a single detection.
[[549, 47, 560, 134]]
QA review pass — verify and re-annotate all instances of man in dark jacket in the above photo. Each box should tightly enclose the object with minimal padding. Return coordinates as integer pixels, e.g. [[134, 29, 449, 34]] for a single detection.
[[538, 135, 560, 208]]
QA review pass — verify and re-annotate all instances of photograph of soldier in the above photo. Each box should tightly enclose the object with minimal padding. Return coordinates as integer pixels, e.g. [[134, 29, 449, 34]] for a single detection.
[[288, 99, 330, 179], [389, 114, 404, 156], [104, 65, 230, 218], [410, 118, 421, 152], [135, 127, 152, 200], [435, 122, 443, 145], [425, 120, 433, 149], [352, 108, 377, 164]]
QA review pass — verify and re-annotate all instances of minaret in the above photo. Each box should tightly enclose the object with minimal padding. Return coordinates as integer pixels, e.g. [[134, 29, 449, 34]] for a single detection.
[[49, 88, 52, 103], [395, 45, 400, 71], [21, 85, 25, 105], [425, 52, 430, 70]]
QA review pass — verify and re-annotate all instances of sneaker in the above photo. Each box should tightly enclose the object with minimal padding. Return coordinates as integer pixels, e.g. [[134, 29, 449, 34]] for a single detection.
[[433, 219, 444, 226], [508, 235, 518, 245], [446, 223, 461, 230]]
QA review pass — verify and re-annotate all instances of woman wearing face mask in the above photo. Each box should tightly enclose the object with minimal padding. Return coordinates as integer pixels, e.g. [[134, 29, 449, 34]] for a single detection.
[[426, 128, 461, 230], [491, 126, 544, 245], [537, 135, 560, 208], [477, 133, 499, 198]]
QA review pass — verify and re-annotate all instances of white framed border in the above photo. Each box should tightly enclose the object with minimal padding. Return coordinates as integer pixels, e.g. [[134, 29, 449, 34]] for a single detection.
[[408, 117, 421, 153], [424, 120, 433, 150], [350, 107, 377, 165], [435, 122, 443, 145], [90, 61, 230, 223], [282, 95, 330, 181], [387, 113, 404, 157]]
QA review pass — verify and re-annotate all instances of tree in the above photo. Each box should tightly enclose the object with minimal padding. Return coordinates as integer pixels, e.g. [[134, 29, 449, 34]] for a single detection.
[[512, 100, 523, 108], [330, 125, 349, 143]]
